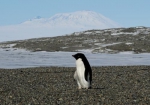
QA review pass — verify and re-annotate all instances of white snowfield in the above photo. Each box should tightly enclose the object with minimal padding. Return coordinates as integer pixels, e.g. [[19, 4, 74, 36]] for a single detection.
[[0, 11, 120, 42], [0, 48, 150, 69]]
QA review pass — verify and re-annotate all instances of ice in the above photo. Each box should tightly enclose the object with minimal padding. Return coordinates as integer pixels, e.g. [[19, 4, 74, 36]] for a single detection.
[[0, 48, 150, 69]]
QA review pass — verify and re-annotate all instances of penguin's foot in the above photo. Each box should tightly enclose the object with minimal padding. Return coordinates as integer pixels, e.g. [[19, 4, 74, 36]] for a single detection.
[[78, 86, 82, 89]]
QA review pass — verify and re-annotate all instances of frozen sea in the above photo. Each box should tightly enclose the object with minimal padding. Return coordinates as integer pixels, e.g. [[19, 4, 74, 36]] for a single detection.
[[0, 48, 150, 69]]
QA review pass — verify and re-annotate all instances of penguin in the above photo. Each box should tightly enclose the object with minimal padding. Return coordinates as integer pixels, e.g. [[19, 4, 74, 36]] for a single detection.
[[72, 53, 92, 89]]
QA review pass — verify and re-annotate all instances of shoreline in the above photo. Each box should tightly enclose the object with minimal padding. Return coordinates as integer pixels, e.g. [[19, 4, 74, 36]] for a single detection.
[[0, 66, 150, 104], [1, 65, 150, 70]]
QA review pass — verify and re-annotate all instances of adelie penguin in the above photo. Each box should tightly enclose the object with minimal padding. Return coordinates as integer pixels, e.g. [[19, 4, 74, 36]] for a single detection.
[[72, 53, 92, 89]]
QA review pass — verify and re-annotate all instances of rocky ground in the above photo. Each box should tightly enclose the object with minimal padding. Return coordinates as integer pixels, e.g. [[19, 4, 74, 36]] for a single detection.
[[0, 66, 150, 104], [0, 27, 150, 54]]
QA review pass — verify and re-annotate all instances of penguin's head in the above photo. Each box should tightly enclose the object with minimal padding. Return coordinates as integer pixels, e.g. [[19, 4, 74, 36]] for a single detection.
[[72, 53, 85, 60]]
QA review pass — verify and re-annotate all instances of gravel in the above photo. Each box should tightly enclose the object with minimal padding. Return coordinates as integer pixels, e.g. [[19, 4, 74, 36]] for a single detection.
[[0, 66, 150, 104]]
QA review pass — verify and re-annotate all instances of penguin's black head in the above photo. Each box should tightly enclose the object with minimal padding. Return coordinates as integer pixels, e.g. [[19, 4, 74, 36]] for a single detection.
[[72, 53, 86, 60]]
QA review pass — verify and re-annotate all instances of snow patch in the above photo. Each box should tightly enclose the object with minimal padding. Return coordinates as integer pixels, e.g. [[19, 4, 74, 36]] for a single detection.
[[101, 42, 122, 47], [111, 32, 138, 35], [126, 43, 132, 45], [118, 51, 134, 54]]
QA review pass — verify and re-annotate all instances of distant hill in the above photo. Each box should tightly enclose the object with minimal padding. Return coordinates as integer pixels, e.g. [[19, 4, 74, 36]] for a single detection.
[[0, 26, 150, 54], [0, 11, 120, 42]]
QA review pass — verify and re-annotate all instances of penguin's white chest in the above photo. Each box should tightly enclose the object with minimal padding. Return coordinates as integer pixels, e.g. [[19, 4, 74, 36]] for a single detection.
[[76, 58, 85, 77], [74, 58, 89, 89]]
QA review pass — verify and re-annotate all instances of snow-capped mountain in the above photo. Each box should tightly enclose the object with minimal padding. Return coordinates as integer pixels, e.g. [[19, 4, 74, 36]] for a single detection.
[[23, 11, 120, 28], [0, 11, 120, 42]]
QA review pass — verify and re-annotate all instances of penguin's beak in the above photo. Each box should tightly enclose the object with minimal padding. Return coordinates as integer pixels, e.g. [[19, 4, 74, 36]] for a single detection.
[[72, 55, 75, 57]]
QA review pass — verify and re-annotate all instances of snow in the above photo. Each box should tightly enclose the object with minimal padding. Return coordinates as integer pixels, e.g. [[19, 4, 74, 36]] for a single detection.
[[118, 51, 134, 54], [126, 43, 132, 45], [0, 43, 16, 48], [0, 11, 120, 42], [84, 32, 93, 34], [101, 42, 122, 47], [111, 32, 138, 35], [0, 48, 150, 69]]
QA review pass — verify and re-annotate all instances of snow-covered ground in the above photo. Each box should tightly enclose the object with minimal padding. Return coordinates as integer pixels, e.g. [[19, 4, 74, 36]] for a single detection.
[[0, 48, 150, 69]]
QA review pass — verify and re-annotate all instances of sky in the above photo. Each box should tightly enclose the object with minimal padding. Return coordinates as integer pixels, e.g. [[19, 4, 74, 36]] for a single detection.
[[0, 0, 150, 27]]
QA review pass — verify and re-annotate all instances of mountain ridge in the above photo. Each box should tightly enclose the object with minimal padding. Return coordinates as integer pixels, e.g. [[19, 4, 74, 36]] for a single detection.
[[1, 26, 150, 54]]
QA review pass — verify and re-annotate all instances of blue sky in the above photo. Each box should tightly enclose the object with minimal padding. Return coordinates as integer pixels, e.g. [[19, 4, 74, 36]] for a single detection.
[[0, 0, 150, 27]]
